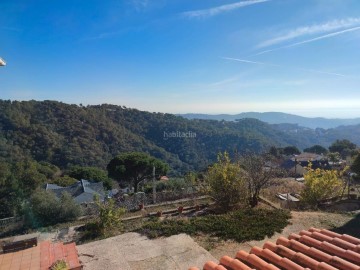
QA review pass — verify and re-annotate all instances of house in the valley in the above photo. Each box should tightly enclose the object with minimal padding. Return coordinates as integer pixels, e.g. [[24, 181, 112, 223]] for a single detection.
[[280, 159, 306, 177], [45, 179, 105, 204], [281, 152, 330, 177], [160, 175, 169, 181], [292, 152, 330, 169]]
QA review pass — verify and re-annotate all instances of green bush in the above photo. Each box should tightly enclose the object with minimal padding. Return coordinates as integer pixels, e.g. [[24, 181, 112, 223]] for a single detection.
[[50, 260, 68, 270], [59, 192, 82, 221], [82, 197, 125, 239], [140, 209, 291, 242], [204, 152, 248, 211], [26, 190, 81, 227], [28, 190, 62, 227], [301, 165, 345, 207]]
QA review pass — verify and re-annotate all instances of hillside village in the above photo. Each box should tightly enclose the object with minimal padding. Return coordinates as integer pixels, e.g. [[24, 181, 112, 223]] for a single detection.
[[0, 105, 360, 269]]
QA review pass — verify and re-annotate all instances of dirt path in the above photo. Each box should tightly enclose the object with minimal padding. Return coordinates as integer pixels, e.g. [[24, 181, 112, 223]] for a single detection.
[[203, 211, 353, 260]]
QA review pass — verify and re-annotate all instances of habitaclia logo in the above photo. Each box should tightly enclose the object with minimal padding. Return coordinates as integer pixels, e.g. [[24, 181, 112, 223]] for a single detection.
[[163, 131, 196, 140]]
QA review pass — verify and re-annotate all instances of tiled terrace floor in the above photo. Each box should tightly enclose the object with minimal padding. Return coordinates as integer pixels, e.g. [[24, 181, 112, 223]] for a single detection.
[[0, 241, 81, 270]]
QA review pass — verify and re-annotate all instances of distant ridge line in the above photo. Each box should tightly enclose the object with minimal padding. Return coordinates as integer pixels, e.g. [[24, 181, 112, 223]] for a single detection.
[[179, 112, 360, 129]]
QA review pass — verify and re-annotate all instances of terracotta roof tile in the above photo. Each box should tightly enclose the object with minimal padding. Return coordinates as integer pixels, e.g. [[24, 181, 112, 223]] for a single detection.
[[297, 234, 360, 264], [263, 241, 336, 270], [310, 228, 360, 246], [250, 246, 305, 270], [236, 250, 280, 270], [189, 228, 360, 270], [0, 241, 81, 270], [300, 230, 360, 253], [204, 261, 228, 270], [284, 235, 359, 270], [219, 255, 254, 270]]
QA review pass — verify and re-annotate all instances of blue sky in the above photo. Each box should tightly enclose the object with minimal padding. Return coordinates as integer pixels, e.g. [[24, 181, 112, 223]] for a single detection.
[[1, 0, 360, 118]]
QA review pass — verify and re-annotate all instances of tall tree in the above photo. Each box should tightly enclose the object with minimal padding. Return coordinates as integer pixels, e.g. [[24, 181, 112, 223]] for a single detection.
[[0, 162, 20, 218], [240, 154, 277, 207], [304, 145, 328, 155], [12, 159, 47, 196], [283, 146, 301, 156], [68, 166, 113, 190], [268, 146, 281, 158], [351, 153, 360, 176], [107, 152, 169, 192], [329, 139, 357, 158], [327, 152, 341, 163]]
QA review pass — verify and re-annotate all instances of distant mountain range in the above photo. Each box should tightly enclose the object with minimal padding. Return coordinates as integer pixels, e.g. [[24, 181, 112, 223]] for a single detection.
[[179, 112, 360, 129]]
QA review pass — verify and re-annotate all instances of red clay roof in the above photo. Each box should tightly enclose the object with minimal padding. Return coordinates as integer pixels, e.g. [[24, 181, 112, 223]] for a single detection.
[[0, 241, 81, 270], [189, 228, 360, 270]]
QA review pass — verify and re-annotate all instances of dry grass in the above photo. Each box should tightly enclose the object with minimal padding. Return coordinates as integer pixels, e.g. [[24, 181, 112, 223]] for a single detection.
[[261, 178, 304, 205]]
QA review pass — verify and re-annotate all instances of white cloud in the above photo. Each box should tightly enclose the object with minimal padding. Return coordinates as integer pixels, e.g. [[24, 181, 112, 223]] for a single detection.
[[183, 0, 270, 19], [132, 0, 149, 11], [258, 17, 360, 48]]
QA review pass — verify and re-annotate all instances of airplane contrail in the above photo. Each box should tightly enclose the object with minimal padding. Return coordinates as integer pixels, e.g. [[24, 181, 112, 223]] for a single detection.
[[183, 0, 270, 18], [252, 26, 360, 56], [221, 57, 348, 77], [222, 57, 280, 67], [257, 18, 360, 49]]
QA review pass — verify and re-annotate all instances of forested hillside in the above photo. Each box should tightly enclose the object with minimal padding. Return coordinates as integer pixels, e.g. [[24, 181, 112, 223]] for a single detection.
[[1, 100, 359, 175]]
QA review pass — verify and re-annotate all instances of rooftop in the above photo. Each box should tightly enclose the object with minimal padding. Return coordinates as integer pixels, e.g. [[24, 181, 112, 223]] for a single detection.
[[292, 153, 324, 162], [189, 227, 360, 270], [45, 179, 105, 204]]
